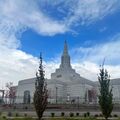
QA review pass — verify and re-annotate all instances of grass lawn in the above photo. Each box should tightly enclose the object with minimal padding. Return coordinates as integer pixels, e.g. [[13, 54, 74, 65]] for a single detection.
[[0, 116, 120, 120], [0, 112, 119, 120]]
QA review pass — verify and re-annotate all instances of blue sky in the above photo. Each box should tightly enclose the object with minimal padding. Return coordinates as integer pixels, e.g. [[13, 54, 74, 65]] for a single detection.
[[20, 8, 120, 64], [21, 10, 120, 59], [0, 0, 120, 87]]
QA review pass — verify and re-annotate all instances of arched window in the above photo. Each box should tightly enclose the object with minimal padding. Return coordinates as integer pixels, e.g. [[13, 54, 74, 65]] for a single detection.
[[23, 90, 30, 104]]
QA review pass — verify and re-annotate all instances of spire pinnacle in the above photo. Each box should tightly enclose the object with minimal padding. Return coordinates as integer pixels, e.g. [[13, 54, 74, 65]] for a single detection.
[[63, 40, 68, 56], [60, 40, 71, 69]]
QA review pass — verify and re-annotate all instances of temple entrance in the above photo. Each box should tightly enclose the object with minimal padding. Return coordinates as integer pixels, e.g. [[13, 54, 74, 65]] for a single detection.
[[23, 90, 30, 104]]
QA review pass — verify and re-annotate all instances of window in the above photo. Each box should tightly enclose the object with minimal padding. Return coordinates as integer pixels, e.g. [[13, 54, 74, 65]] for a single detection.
[[23, 90, 30, 104], [57, 75, 62, 78]]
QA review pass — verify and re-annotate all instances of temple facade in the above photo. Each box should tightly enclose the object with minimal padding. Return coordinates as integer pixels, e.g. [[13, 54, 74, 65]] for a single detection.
[[15, 41, 120, 104]]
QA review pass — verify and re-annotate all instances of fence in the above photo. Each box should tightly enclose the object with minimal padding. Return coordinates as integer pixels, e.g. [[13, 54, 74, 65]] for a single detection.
[[1, 95, 120, 105]]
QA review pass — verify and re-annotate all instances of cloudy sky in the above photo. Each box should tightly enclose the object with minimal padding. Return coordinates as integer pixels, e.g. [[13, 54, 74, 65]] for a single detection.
[[0, 0, 120, 88]]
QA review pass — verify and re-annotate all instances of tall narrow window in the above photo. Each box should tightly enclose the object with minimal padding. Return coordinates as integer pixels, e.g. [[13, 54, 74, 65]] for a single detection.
[[23, 90, 30, 104]]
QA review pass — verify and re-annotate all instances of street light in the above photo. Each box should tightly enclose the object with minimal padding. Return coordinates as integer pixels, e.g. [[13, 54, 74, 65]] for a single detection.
[[77, 96, 79, 109], [56, 87, 58, 104]]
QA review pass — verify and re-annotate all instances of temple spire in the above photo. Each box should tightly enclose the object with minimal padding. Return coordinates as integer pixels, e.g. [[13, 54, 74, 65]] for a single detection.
[[60, 40, 71, 69], [63, 40, 68, 56]]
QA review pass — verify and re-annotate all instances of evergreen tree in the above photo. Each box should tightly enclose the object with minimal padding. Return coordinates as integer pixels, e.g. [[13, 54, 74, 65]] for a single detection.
[[98, 65, 113, 120], [33, 54, 48, 120]]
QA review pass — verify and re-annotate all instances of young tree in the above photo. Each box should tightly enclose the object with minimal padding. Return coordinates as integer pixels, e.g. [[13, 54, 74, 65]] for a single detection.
[[33, 54, 48, 120], [98, 65, 113, 120]]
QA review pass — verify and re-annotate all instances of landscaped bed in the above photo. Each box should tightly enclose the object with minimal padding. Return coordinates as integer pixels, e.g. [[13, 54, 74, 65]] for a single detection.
[[0, 116, 120, 120], [0, 111, 119, 120]]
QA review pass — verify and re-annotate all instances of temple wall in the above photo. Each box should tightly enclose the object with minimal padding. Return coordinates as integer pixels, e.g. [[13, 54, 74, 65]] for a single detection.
[[16, 81, 35, 103]]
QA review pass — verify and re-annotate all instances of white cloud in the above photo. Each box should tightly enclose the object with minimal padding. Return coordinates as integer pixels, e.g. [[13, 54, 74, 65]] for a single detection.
[[72, 61, 120, 81], [0, 0, 120, 88], [0, 45, 59, 88], [64, 0, 120, 26], [0, 47, 38, 88], [0, 0, 67, 36], [72, 62, 98, 81], [70, 34, 120, 80], [0, 0, 120, 36], [72, 34, 120, 65]]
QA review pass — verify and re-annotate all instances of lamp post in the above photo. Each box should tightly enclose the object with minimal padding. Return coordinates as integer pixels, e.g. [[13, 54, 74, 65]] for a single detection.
[[56, 87, 58, 104], [77, 96, 79, 109]]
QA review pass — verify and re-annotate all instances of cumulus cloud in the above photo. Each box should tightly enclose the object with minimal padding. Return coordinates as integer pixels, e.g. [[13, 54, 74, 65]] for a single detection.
[[0, 47, 38, 88], [72, 61, 120, 81], [72, 62, 98, 81], [0, 0, 120, 88], [0, 45, 59, 88], [72, 34, 120, 65], [0, 0, 67, 36], [70, 34, 120, 80]]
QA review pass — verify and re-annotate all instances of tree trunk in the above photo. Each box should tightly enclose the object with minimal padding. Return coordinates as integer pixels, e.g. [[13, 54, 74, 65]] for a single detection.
[[38, 117, 42, 120], [105, 117, 108, 120]]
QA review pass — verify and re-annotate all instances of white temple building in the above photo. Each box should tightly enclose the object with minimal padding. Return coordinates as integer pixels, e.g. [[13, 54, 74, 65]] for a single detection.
[[15, 41, 120, 104]]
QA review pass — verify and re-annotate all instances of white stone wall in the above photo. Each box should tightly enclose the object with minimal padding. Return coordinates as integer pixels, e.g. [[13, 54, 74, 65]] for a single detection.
[[16, 80, 35, 103], [15, 77, 95, 104], [16, 78, 120, 104], [95, 82, 120, 104], [112, 85, 120, 103], [47, 83, 66, 103]]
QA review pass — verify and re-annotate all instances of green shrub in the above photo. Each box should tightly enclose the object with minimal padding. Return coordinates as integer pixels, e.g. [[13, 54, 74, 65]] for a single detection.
[[15, 113, 19, 117], [69, 112, 74, 117], [7, 112, 12, 117], [2, 116, 6, 119], [113, 114, 118, 117], [76, 112, 79, 116], [99, 114, 103, 117], [24, 113, 27, 117], [94, 114, 99, 117], [86, 112, 90, 117], [25, 106, 28, 110], [61, 112, 65, 117], [51, 113, 55, 117], [84, 113, 87, 117], [109, 114, 112, 117]]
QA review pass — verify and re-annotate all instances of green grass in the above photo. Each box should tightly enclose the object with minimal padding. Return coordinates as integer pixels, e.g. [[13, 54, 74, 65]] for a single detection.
[[12, 118, 34, 120], [48, 118, 97, 120], [1, 116, 120, 120], [0, 117, 98, 120]]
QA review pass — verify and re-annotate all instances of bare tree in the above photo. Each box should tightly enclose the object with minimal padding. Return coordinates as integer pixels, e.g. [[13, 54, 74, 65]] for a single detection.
[[6, 82, 16, 105]]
